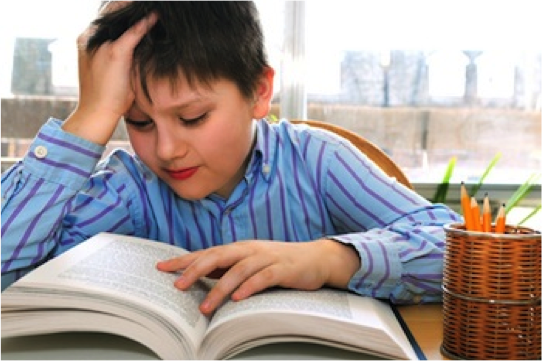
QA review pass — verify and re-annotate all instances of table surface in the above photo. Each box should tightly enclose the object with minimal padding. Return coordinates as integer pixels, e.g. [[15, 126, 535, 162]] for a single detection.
[[397, 303, 444, 360]]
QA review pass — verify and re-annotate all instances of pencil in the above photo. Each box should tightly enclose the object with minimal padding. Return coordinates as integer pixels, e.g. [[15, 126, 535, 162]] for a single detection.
[[494, 203, 506, 234], [460, 182, 474, 231], [470, 196, 482, 232], [482, 193, 492, 233]]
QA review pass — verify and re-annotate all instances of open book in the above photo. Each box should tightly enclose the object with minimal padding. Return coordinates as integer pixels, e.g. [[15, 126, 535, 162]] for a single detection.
[[1, 233, 423, 360]]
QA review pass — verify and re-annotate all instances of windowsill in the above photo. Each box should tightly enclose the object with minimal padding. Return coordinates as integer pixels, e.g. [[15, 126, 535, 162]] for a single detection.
[[413, 182, 541, 232], [413, 182, 541, 208]]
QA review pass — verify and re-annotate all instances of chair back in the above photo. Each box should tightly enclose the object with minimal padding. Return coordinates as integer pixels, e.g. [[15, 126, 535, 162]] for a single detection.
[[290, 119, 413, 190]]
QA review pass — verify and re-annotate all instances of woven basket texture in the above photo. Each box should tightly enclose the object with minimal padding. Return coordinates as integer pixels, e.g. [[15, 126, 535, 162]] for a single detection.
[[441, 223, 541, 360]]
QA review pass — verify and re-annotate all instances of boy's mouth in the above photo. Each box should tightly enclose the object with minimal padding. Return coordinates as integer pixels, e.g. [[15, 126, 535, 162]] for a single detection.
[[166, 167, 199, 180]]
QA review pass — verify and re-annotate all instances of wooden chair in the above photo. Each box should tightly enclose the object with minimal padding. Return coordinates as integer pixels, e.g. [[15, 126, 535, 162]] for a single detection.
[[290, 119, 413, 190]]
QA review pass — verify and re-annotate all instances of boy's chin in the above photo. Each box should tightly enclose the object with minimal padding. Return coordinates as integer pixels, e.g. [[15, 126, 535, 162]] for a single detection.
[[169, 182, 224, 201], [170, 188, 211, 201]]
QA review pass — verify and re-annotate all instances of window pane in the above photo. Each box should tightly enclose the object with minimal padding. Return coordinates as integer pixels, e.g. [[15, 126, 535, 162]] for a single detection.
[[0, 1, 101, 172], [302, 1, 541, 185], [255, 0, 285, 98]]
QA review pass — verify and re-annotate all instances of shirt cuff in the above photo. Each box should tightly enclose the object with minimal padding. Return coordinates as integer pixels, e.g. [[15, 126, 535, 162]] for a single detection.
[[22, 118, 105, 190], [331, 232, 402, 298]]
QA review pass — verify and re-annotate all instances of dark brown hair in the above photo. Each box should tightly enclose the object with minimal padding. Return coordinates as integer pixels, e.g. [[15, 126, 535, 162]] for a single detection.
[[87, 2, 268, 101]]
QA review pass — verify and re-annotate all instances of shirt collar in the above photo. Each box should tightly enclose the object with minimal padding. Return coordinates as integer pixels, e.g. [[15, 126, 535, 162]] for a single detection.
[[245, 118, 278, 183], [185, 119, 278, 213]]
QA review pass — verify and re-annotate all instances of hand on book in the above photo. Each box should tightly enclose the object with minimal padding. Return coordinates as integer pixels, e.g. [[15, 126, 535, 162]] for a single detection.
[[156, 239, 360, 315]]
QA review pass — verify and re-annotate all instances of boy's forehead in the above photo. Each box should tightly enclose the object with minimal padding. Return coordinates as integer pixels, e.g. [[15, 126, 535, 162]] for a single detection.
[[126, 104, 147, 118], [135, 74, 206, 103], [137, 69, 218, 94], [130, 75, 229, 115]]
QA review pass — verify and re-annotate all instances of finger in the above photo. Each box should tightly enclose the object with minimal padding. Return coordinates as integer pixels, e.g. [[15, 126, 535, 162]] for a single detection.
[[171, 247, 250, 290], [231, 264, 284, 302], [156, 250, 235, 273], [77, 1, 131, 51], [156, 253, 230, 279], [199, 258, 273, 315], [177, 255, 241, 290], [77, 24, 97, 52], [156, 252, 199, 272], [78, 11, 158, 55], [98, 1, 130, 16], [114, 12, 158, 53]]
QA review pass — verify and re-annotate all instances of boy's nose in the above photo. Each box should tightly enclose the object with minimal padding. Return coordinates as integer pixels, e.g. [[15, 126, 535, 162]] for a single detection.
[[155, 128, 189, 161]]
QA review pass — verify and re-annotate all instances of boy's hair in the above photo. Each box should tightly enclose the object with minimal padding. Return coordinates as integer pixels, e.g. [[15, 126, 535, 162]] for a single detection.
[[87, 1, 269, 101]]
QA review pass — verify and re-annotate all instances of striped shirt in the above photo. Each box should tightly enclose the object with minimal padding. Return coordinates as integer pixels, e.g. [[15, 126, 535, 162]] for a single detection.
[[1, 118, 461, 302]]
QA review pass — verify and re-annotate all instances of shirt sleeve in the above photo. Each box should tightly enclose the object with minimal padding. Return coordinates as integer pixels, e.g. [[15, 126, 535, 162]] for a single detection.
[[320, 137, 462, 304], [1, 118, 137, 289]]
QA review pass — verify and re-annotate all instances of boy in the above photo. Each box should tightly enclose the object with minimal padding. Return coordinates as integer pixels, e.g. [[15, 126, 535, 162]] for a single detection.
[[1, 2, 461, 315]]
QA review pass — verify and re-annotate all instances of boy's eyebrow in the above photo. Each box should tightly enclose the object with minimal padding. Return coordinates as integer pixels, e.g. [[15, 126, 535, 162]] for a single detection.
[[130, 93, 211, 117], [169, 96, 209, 110], [159, 83, 219, 110]]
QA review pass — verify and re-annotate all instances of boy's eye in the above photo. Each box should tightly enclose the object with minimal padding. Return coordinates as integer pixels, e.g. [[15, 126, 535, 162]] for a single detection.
[[180, 113, 208, 126], [124, 117, 153, 129]]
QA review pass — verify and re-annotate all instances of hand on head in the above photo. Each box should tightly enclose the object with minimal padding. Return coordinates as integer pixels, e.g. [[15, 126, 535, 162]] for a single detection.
[[63, 3, 157, 145]]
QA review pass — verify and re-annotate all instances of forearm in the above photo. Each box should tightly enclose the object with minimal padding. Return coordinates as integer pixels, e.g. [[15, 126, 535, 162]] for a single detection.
[[318, 139, 462, 302], [333, 205, 461, 303], [1, 118, 104, 280]]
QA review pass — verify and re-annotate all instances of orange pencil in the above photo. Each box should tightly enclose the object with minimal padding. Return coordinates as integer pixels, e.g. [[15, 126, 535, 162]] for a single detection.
[[494, 203, 506, 234], [482, 193, 492, 233], [470, 196, 482, 232], [460, 182, 474, 231]]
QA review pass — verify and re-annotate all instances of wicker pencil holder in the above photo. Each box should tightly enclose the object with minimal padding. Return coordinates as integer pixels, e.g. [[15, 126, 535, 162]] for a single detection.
[[441, 223, 541, 360]]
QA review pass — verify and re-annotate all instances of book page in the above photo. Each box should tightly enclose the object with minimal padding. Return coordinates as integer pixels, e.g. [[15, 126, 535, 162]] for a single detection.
[[2, 309, 166, 358], [1, 331, 159, 360], [209, 288, 353, 326], [2, 233, 209, 354], [200, 288, 417, 360], [233, 338, 389, 360]]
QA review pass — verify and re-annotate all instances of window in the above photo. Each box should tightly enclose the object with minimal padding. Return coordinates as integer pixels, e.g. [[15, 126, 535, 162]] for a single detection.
[[295, 0, 540, 227], [1, 1, 103, 168], [1, 1, 540, 225], [298, 1, 541, 186]]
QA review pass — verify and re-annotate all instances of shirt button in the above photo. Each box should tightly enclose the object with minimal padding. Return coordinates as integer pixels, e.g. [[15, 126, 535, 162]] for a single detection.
[[262, 164, 271, 174], [34, 145, 48, 159], [144, 172, 153, 181]]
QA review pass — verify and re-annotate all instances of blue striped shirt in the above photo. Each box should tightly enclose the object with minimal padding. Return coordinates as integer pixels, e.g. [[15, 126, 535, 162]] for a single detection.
[[1, 118, 461, 302]]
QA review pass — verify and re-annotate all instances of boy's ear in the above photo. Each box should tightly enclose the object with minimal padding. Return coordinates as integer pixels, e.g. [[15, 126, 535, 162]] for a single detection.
[[252, 67, 275, 119]]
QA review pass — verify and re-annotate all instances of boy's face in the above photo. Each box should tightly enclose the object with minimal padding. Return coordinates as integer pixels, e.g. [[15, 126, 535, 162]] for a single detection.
[[125, 71, 273, 200]]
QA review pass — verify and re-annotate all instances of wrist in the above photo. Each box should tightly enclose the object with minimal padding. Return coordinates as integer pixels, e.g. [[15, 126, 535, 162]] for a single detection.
[[63, 107, 122, 146], [318, 239, 360, 289]]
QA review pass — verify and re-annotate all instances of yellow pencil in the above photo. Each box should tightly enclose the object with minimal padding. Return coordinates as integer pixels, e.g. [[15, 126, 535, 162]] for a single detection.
[[494, 203, 506, 234], [482, 193, 492, 233], [460, 182, 474, 231], [470, 196, 482, 232]]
